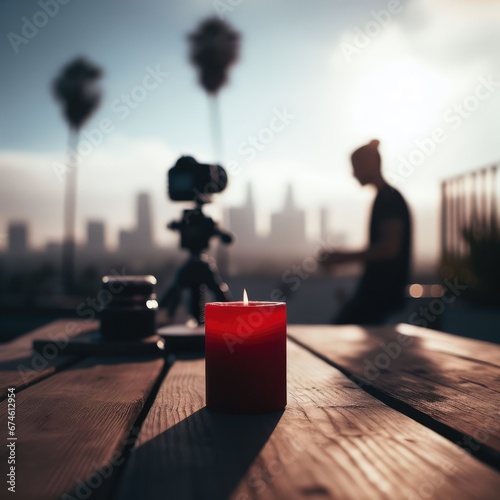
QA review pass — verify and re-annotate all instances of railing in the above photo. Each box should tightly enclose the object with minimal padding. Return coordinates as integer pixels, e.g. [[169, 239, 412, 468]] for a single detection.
[[441, 164, 499, 260], [441, 163, 500, 305]]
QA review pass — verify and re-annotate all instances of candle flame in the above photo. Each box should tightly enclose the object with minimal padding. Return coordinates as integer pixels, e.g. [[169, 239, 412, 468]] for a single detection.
[[243, 288, 249, 306]]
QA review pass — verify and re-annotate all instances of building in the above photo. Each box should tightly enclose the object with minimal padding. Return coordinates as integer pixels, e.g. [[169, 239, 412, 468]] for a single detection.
[[228, 184, 257, 248], [118, 230, 135, 253], [136, 192, 153, 249], [118, 193, 154, 253], [86, 221, 106, 254], [320, 207, 329, 242], [268, 185, 307, 254], [8, 222, 28, 254]]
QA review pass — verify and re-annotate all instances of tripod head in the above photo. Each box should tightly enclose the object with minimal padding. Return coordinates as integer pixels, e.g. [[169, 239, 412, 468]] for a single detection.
[[168, 206, 233, 257]]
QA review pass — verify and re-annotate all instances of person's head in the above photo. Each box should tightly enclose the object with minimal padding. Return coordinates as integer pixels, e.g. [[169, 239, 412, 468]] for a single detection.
[[351, 139, 382, 186]]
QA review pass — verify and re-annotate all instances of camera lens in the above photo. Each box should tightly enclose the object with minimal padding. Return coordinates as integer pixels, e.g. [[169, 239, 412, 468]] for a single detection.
[[168, 156, 227, 202], [100, 275, 158, 340]]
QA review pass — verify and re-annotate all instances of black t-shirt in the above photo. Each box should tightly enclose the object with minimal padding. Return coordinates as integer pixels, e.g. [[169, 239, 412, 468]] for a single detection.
[[357, 184, 411, 307]]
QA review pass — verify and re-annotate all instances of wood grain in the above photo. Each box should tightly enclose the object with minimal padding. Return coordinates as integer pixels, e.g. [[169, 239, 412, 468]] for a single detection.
[[0, 319, 98, 399], [291, 323, 500, 367], [393, 323, 500, 367], [288, 324, 500, 459], [379, 324, 499, 367], [0, 355, 164, 500], [116, 341, 500, 500]]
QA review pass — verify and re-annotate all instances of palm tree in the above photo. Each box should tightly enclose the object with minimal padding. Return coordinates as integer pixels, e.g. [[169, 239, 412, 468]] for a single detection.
[[188, 18, 240, 161], [52, 57, 102, 294]]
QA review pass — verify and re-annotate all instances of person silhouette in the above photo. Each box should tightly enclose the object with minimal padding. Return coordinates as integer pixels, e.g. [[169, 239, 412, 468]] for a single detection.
[[322, 140, 412, 325]]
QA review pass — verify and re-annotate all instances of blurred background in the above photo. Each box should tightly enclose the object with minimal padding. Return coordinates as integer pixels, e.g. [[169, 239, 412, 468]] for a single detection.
[[1, 0, 499, 341]]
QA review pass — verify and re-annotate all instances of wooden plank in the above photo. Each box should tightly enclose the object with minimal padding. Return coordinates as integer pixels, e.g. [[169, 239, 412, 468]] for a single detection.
[[288, 325, 500, 460], [0, 355, 164, 500], [115, 342, 500, 500], [0, 319, 98, 399], [291, 324, 500, 367], [394, 323, 500, 367]]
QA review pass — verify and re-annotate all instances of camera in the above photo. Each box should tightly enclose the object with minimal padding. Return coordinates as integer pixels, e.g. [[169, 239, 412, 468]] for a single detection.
[[168, 156, 228, 203], [160, 155, 233, 324]]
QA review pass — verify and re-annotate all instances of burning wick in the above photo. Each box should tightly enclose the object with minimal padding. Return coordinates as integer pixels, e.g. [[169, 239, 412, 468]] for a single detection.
[[243, 289, 249, 306]]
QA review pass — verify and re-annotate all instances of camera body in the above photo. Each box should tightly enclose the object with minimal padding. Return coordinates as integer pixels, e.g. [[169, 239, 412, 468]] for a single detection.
[[168, 156, 227, 203]]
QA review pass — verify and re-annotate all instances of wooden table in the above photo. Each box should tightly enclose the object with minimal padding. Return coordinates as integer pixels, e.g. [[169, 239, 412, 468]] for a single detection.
[[0, 320, 499, 499]]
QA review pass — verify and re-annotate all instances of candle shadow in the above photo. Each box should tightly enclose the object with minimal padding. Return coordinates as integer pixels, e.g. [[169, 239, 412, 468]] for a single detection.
[[119, 407, 284, 499]]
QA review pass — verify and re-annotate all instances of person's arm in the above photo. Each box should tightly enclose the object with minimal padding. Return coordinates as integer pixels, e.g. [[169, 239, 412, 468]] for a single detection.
[[322, 217, 404, 266]]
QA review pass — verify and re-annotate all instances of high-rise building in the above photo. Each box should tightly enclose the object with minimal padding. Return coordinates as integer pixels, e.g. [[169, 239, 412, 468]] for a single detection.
[[136, 192, 153, 249], [320, 207, 329, 242], [8, 222, 28, 254], [268, 185, 307, 252], [118, 230, 135, 253], [86, 221, 106, 254], [228, 184, 257, 248], [117, 193, 155, 254]]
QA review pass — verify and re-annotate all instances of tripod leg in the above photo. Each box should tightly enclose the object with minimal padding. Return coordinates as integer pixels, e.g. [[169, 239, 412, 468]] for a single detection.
[[205, 269, 231, 302], [189, 285, 203, 324], [158, 284, 183, 321]]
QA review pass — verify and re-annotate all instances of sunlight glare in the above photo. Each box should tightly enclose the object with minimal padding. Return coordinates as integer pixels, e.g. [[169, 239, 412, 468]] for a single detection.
[[351, 61, 451, 146]]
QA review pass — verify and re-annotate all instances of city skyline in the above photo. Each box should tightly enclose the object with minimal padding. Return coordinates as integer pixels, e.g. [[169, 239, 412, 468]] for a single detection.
[[2, 184, 341, 258]]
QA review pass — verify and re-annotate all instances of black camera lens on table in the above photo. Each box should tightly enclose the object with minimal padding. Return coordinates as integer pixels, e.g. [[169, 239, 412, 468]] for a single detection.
[[32, 275, 163, 356], [100, 275, 158, 340]]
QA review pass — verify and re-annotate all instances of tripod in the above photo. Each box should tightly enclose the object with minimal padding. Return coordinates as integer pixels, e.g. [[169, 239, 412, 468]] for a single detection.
[[159, 204, 232, 324]]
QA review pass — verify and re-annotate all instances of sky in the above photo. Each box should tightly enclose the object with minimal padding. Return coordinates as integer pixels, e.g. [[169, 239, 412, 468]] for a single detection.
[[1, 0, 500, 269]]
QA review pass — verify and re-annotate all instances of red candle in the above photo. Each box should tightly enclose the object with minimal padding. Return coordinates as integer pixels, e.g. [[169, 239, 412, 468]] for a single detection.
[[205, 292, 287, 414]]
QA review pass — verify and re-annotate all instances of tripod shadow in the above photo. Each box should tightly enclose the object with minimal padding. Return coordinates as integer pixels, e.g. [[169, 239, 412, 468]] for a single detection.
[[120, 407, 284, 499]]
